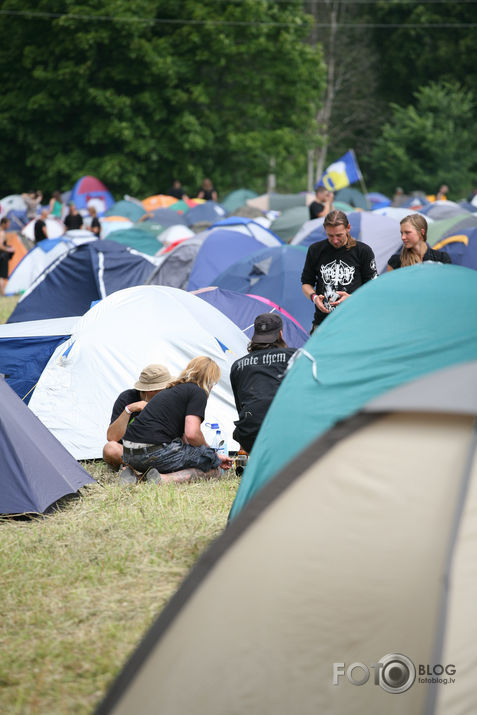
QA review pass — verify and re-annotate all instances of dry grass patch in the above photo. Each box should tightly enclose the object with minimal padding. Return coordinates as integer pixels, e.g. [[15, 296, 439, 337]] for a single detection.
[[1, 461, 240, 713]]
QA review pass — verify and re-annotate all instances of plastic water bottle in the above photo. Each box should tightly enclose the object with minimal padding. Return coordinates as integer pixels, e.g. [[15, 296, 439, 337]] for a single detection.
[[214, 430, 228, 457]]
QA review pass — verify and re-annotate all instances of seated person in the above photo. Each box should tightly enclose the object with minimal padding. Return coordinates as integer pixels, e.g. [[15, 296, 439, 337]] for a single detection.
[[121, 356, 232, 484], [103, 364, 173, 468], [229, 313, 296, 455]]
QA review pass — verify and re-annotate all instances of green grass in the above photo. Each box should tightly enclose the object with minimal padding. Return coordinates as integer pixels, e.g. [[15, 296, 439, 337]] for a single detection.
[[0, 297, 242, 713]]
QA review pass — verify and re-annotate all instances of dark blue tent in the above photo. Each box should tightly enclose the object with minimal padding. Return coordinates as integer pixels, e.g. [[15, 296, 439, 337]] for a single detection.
[[193, 287, 309, 348], [0, 376, 95, 514], [0, 317, 77, 402], [214, 245, 313, 330], [7, 240, 158, 323], [187, 230, 266, 291], [434, 226, 477, 270]]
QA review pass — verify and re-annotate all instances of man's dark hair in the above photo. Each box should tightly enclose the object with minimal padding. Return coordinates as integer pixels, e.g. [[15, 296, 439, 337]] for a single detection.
[[247, 336, 288, 352]]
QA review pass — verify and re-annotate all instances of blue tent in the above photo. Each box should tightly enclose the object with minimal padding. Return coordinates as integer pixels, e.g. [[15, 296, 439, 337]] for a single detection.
[[211, 217, 283, 246], [0, 376, 94, 514], [185, 202, 228, 227], [0, 317, 78, 402], [214, 245, 313, 331], [69, 175, 114, 212], [193, 287, 309, 348], [7, 240, 158, 323], [187, 230, 266, 291], [230, 263, 477, 519], [433, 226, 477, 270]]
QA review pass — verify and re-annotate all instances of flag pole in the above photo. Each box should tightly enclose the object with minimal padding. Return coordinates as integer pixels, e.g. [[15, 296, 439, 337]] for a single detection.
[[350, 149, 371, 209]]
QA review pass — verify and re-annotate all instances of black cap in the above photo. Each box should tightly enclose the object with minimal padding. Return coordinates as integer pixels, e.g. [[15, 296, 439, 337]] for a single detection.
[[252, 313, 283, 343]]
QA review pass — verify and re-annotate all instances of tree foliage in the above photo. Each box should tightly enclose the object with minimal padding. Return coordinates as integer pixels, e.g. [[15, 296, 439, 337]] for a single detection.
[[370, 81, 476, 198], [0, 0, 325, 197]]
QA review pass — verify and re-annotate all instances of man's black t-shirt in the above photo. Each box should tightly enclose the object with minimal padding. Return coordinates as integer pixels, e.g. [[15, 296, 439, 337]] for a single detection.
[[230, 347, 296, 451], [34, 219, 46, 242], [301, 238, 377, 326], [110, 388, 141, 424], [64, 213, 83, 230], [124, 382, 207, 445], [387, 246, 452, 270]]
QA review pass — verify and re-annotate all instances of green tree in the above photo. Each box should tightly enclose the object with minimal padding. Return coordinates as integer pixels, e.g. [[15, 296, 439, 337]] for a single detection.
[[0, 0, 325, 198], [370, 81, 476, 198], [370, 1, 477, 106]]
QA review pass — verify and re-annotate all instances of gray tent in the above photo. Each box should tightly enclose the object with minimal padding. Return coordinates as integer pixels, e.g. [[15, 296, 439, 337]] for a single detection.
[[97, 359, 477, 714], [146, 234, 207, 290]]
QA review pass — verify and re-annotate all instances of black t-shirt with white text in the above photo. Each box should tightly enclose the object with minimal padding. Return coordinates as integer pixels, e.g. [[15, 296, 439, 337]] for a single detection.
[[301, 238, 377, 326], [230, 347, 296, 449], [124, 382, 207, 445]]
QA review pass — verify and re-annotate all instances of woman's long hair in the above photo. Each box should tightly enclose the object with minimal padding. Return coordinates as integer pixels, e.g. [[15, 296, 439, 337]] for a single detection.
[[167, 356, 220, 395], [399, 214, 428, 267], [323, 210, 356, 249]]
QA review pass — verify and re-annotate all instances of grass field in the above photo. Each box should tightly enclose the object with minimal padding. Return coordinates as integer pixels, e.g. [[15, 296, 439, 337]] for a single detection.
[[0, 295, 241, 713]]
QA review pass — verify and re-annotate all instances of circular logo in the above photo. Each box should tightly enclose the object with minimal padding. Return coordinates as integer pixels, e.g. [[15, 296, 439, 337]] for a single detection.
[[378, 653, 416, 694]]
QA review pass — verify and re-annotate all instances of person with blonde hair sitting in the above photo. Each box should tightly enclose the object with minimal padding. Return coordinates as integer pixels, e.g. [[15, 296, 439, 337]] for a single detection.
[[387, 214, 451, 270], [121, 356, 232, 484]]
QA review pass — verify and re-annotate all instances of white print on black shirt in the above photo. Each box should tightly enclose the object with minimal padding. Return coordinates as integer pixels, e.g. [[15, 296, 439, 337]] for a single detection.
[[320, 259, 356, 287], [235, 352, 288, 371]]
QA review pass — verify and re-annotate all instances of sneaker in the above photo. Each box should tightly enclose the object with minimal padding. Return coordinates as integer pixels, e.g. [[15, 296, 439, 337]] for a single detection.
[[144, 467, 163, 484], [119, 466, 137, 485]]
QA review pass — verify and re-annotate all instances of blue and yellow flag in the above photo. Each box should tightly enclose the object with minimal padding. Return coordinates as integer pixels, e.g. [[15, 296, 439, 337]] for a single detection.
[[315, 150, 362, 192]]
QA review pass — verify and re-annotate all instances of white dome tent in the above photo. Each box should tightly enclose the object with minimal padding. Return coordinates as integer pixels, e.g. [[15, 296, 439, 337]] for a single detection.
[[29, 286, 249, 459]]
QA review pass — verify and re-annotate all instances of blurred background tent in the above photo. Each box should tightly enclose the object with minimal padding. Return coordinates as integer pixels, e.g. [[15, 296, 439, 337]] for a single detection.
[[211, 217, 282, 246], [221, 188, 258, 213], [214, 244, 312, 330], [269, 206, 309, 242], [7, 240, 159, 323], [104, 199, 147, 223], [246, 192, 313, 212], [187, 230, 275, 291], [193, 287, 309, 348], [69, 175, 114, 213]]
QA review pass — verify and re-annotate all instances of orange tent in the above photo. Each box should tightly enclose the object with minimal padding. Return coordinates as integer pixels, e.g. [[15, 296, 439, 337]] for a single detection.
[[142, 195, 178, 211], [6, 232, 28, 275]]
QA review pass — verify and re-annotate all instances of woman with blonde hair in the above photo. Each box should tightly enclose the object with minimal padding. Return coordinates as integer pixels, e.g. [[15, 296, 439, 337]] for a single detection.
[[387, 214, 451, 270], [121, 356, 232, 483]]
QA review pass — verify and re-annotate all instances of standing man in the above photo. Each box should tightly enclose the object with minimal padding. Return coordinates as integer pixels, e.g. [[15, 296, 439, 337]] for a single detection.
[[34, 208, 49, 243], [229, 313, 296, 455], [308, 185, 334, 220], [64, 202, 83, 231], [301, 210, 377, 334]]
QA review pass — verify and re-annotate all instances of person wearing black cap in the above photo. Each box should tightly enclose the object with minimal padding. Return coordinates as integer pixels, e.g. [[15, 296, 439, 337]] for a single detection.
[[229, 313, 296, 454]]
